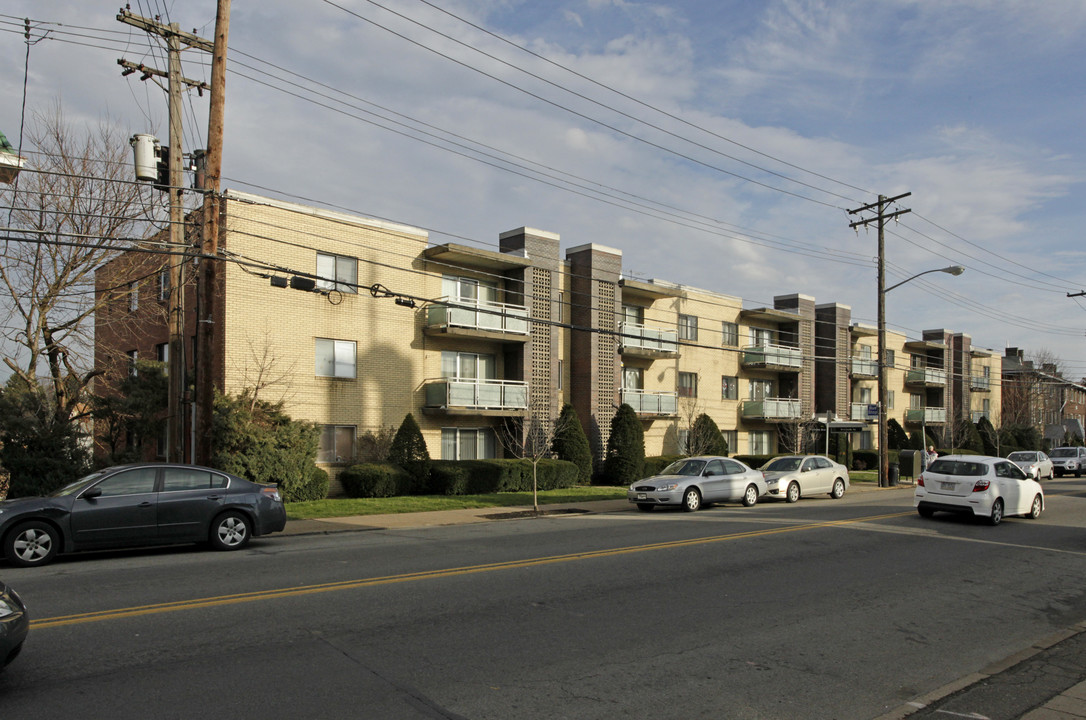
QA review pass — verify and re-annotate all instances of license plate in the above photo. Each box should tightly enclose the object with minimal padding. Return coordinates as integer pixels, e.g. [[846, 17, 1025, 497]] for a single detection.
[[940, 482, 955, 491], [637, 493, 647, 500]]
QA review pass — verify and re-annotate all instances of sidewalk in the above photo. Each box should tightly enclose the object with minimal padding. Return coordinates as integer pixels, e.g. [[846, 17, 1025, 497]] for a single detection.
[[281, 479, 1086, 718]]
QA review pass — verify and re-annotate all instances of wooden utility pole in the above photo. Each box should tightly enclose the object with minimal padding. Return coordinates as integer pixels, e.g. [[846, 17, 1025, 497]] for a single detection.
[[849, 192, 911, 488], [118, 10, 210, 462], [195, 0, 231, 466]]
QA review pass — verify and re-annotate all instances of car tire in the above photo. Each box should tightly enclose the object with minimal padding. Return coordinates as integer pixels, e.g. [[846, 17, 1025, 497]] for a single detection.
[[988, 499, 1004, 526], [682, 488, 702, 512], [786, 482, 801, 503], [1027, 494, 1043, 520], [742, 484, 759, 507], [5, 520, 60, 567], [636, 503, 654, 512], [830, 478, 846, 499], [210, 511, 251, 551], [1076, 467, 1082, 478], [917, 506, 934, 518]]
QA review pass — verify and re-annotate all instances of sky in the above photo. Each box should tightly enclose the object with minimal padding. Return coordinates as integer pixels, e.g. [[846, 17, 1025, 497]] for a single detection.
[[2, 0, 1085, 380]]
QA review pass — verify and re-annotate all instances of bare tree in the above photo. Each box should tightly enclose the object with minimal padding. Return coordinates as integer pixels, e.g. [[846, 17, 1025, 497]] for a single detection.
[[232, 331, 298, 411], [1, 104, 153, 426], [498, 394, 572, 513]]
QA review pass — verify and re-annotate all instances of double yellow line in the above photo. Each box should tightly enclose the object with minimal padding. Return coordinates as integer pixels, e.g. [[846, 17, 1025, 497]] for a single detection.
[[32, 510, 910, 629]]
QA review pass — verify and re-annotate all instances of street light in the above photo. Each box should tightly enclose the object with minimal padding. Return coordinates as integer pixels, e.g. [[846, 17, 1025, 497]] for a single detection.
[[878, 265, 965, 487]]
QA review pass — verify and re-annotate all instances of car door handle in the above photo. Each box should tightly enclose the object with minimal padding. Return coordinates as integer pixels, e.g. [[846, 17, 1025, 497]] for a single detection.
[[206, 494, 222, 500], [139, 501, 154, 507]]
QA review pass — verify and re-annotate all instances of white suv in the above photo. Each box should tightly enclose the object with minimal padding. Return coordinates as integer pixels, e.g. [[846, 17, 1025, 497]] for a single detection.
[[1050, 446, 1086, 478]]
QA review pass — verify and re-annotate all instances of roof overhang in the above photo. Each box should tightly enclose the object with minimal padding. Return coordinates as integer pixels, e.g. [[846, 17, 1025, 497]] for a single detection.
[[850, 323, 879, 338], [904, 339, 947, 351], [619, 278, 684, 300], [423, 243, 534, 272], [740, 307, 801, 323]]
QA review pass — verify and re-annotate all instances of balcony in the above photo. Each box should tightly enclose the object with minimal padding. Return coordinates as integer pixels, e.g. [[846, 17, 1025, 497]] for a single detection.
[[618, 322, 679, 358], [424, 300, 529, 341], [904, 407, 947, 424], [423, 378, 528, 416], [905, 368, 946, 387], [970, 375, 991, 392], [741, 344, 802, 371], [850, 402, 877, 422], [621, 389, 678, 417], [851, 357, 878, 378], [741, 397, 801, 421]]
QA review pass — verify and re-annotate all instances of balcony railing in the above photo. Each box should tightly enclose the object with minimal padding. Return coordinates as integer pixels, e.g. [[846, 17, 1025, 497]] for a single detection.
[[741, 397, 801, 420], [850, 402, 877, 422], [970, 375, 991, 391], [904, 407, 947, 424], [741, 344, 802, 370], [851, 357, 878, 378], [424, 378, 528, 411], [905, 368, 946, 386], [619, 322, 679, 355], [426, 300, 529, 335], [621, 389, 678, 416]]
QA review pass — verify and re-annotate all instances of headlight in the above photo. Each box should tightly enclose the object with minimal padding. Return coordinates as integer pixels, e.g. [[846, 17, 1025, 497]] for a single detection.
[[657, 483, 680, 491], [0, 597, 18, 619]]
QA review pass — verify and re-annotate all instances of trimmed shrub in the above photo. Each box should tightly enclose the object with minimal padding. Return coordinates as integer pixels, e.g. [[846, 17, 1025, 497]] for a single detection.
[[285, 466, 330, 503], [428, 461, 471, 495], [887, 419, 909, 450], [388, 413, 431, 491], [552, 404, 593, 485], [690, 413, 729, 456], [339, 463, 413, 498], [601, 404, 644, 486], [976, 417, 998, 456], [428, 459, 579, 495]]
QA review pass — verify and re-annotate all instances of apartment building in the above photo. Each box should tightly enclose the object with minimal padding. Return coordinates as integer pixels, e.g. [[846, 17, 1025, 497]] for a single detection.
[[1002, 348, 1086, 444], [94, 191, 1005, 483]]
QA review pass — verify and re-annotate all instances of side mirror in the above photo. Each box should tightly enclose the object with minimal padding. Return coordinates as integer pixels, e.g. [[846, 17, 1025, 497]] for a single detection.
[[81, 487, 102, 500]]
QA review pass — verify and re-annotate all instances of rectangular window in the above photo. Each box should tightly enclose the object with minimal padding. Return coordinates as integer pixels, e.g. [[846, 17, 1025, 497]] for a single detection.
[[750, 327, 772, 347], [442, 275, 499, 305], [860, 431, 873, 450], [623, 304, 645, 325], [982, 398, 990, 413], [721, 375, 738, 400], [721, 321, 738, 347], [441, 351, 495, 380], [315, 338, 356, 378], [749, 431, 771, 454], [888, 390, 895, 410], [158, 267, 170, 302], [749, 379, 772, 401], [678, 314, 698, 341], [318, 425, 357, 463], [858, 387, 872, 404], [886, 349, 895, 369], [677, 429, 690, 455], [622, 366, 643, 390], [557, 360, 563, 391], [128, 282, 139, 312], [721, 430, 737, 455], [155, 342, 169, 377], [910, 393, 923, 409], [127, 349, 138, 377], [441, 428, 496, 460], [316, 252, 358, 294], [678, 371, 698, 398]]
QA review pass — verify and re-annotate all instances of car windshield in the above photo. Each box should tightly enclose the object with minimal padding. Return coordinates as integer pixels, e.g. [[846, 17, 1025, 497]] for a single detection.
[[1050, 448, 1078, 458], [50, 470, 108, 497], [661, 459, 707, 476], [763, 457, 801, 472], [928, 459, 987, 476], [1008, 452, 1035, 461]]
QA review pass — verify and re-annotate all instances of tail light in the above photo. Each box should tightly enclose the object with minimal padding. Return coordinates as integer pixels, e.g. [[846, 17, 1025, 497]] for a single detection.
[[972, 480, 990, 492], [261, 486, 282, 502], [917, 474, 925, 487]]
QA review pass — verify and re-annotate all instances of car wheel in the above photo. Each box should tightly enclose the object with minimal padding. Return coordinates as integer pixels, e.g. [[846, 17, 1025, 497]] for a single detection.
[[830, 478, 846, 499], [210, 511, 251, 551], [636, 503, 654, 512], [786, 482, 801, 503], [917, 506, 935, 518], [1076, 467, 1082, 478], [988, 499, 1004, 526], [682, 488, 702, 512], [742, 484, 759, 507], [1027, 494, 1043, 520], [5, 520, 60, 567]]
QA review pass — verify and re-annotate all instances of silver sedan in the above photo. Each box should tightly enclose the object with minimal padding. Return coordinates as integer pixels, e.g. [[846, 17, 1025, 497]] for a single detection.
[[761, 455, 850, 503], [628, 456, 767, 512]]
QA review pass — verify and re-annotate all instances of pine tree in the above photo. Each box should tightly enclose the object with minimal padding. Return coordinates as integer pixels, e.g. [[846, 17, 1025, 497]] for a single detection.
[[552, 404, 593, 484], [690, 413, 729, 456], [389, 413, 431, 491], [601, 403, 644, 486]]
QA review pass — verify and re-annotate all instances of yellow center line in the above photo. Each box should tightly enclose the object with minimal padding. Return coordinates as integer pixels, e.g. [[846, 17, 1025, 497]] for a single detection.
[[31, 510, 912, 629]]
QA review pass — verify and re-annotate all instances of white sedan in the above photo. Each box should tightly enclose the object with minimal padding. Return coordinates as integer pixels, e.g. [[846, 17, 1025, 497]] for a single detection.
[[915, 455, 1044, 525], [760, 455, 850, 503], [1007, 451, 1053, 481]]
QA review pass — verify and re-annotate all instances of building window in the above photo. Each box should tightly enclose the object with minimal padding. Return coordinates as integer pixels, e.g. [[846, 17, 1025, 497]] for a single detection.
[[982, 398, 990, 414], [623, 304, 645, 326], [622, 366, 643, 391], [318, 425, 357, 463], [557, 360, 563, 391], [858, 387, 872, 404], [678, 314, 698, 341], [721, 321, 738, 347], [156, 342, 169, 376], [886, 349, 895, 370], [860, 431, 873, 450], [722, 430, 737, 454], [316, 252, 358, 294], [677, 429, 690, 454], [750, 327, 772, 347], [158, 267, 170, 302], [910, 393, 923, 409], [749, 431, 771, 454], [315, 338, 356, 378], [721, 375, 738, 400], [442, 351, 495, 380], [128, 281, 139, 312], [678, 371, 698, 398], [127, 349, 138, 377], [749, 379, 772, 401], [888, 390, 895, 410], [441, 427, 496, 460], [443, 275, 499, 305]]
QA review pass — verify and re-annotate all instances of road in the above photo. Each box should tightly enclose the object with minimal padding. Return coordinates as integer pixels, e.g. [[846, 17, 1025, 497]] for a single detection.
[[3, 480, 1086, 719]]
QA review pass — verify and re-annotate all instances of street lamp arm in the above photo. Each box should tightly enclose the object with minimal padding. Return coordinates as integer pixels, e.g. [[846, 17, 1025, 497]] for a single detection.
[[885, 265, 965, 293]]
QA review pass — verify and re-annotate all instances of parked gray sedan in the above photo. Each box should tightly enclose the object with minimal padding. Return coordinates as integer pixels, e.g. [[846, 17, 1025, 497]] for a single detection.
[[628, 456, 767, 512], [0, 580, 28, 671]]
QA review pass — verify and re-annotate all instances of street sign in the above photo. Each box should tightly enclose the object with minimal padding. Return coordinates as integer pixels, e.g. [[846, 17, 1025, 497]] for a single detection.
[[866, 403, 879, 420]]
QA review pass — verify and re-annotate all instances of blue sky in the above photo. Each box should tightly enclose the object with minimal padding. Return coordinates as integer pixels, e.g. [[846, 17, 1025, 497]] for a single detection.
[[2, 0, 1084, 378]]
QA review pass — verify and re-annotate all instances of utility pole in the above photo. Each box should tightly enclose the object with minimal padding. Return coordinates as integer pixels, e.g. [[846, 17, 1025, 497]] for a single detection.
[[117, 9, 211, 463], [849, 192, 911, 488], [195, 0, 231, 466]]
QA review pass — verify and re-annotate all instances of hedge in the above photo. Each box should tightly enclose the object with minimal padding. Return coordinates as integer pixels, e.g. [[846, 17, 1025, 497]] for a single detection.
[[339, 463, 413, 498], [429, 459, 579, 495]]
